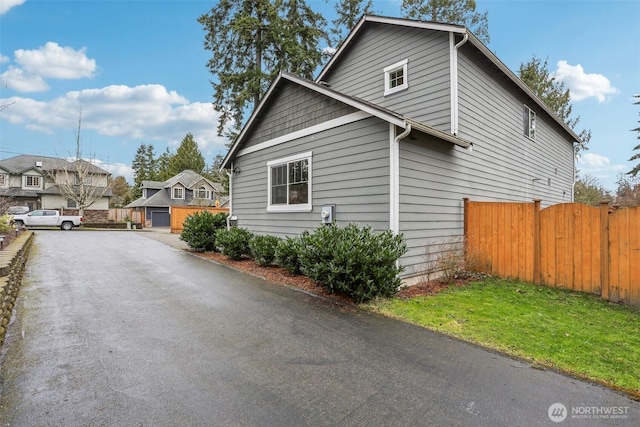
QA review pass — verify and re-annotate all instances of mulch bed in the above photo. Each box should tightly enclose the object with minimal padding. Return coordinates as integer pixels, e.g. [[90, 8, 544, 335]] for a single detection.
[[187, 249, 475, 303]]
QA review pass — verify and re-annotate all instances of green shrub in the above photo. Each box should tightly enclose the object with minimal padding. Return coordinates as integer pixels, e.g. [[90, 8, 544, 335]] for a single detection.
[[299, 224, 407, 303], [275, 236, 304, 274], [216, 227, 253, 260], [249, 235, 281, 266], [179, 211, 228, 252], [0, 214, 12, 233]]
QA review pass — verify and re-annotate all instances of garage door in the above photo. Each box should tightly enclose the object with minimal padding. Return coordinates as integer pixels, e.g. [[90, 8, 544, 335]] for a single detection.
[[151, 211, 170, 227]]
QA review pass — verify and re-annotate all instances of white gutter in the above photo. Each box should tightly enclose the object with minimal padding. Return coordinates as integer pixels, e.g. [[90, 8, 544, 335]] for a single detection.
[[390, 124, 411, 235], [450, 32, 468, 138]]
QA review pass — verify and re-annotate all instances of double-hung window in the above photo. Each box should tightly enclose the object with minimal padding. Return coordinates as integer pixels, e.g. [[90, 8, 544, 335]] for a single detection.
[[172, 186, 184, 200], [384, 59, 408, 96], [195, 186, 210, 199], [524, 105, 536, 140], [267, 152, 312, 212]]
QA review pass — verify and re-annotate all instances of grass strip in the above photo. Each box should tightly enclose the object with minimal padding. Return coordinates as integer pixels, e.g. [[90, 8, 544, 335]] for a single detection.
[[367, 279, 640, 397]]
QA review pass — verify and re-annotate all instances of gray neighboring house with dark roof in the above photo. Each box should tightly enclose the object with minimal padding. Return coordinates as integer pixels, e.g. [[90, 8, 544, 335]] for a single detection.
[[0, 154, 111, 212], [220, 15, 581, 283], [126, 170, 227, 227]]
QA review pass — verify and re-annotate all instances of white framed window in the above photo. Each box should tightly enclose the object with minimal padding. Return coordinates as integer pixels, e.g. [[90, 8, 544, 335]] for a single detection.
[[267, 151, 312, 212], [0, 174, 7, 187], [384, 59, 408, 96], [25, 175, 41, 188], [524, 105, 536, 140], [74, 174, 91, 186], [195, 186, 211, 199], [172, 186, 184, 199], [67, 198, 77, 208]]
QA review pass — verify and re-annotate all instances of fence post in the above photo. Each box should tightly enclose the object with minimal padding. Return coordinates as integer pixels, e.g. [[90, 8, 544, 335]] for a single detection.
[[600, 200, 610, 301], [463, 198, 469, 239], [533, 199, 541, 285]]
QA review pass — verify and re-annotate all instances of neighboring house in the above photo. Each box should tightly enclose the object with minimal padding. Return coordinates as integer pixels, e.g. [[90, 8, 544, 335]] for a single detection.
[[220, 15, 581, 281], [126, 170, 227, 227], [0, 154, 111, 213]]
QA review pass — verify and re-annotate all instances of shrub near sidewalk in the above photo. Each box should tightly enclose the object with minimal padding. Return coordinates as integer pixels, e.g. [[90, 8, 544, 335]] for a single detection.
[[180, 211, 228, 252], [249, 235, 281, 266], [216, 227, 253, 260], [299, 224, 407, 303]]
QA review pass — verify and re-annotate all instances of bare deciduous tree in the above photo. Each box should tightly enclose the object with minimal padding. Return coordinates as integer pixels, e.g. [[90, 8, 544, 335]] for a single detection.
[[47, 114, 111, 216]]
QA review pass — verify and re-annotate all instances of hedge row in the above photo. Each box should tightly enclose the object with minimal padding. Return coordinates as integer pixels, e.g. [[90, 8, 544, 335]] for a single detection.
[[179, 211, 407, 302]]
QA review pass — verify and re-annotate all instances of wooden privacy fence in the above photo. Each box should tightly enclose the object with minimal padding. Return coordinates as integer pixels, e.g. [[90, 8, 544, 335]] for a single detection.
[[464, 198, 640, 307], [170, 206, 229, 234], [107, 208, 143, 225]]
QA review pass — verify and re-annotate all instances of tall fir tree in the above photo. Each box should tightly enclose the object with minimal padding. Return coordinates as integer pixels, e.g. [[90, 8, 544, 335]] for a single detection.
[[628, 95, 640, 177], [198, 0, 327, 136], [518, 55, 591, 153], [131, 143, 158, 199], [167, 133, 206, 177], [329, 0, 374, 48], [401, 0, 490, 44]]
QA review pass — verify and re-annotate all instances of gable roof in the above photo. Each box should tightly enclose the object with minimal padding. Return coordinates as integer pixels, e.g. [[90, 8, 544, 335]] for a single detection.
[[317, 15, 581, 144], [221, 72, 472, 169], [0, 154, 110, 175], [138, 170, 223, 192]]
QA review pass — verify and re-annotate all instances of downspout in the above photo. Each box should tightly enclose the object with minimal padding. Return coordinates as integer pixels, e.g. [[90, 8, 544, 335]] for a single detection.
[[450, 32, 468, 138], [226, 162, 233, 230], [390, 124, 412, 236]]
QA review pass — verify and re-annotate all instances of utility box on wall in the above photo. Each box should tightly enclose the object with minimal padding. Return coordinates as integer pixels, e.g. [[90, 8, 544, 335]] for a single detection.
[[321, 205, 335, 224]]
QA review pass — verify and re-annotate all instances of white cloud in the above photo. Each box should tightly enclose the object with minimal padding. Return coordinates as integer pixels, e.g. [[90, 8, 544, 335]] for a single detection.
[[553, 60, 618, 103], [579, 153, 611, 168], [0, 84, 228, 155], [1, 66, 49, 92], [1, 42, 97, 93], [0, 54, 9, 63], [0, 0, 26, 15], [15, 42, 96, 79]]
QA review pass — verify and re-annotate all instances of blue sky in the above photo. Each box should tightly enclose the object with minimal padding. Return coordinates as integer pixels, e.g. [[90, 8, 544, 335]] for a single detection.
[[1, 0, 638, 191]]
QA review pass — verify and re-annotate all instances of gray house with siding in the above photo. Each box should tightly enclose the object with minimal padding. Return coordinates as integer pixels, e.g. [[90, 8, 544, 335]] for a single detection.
[[221, 15, 581, 281]]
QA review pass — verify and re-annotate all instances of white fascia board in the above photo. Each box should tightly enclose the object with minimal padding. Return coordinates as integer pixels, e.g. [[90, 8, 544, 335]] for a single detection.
[[317, 15, 466, 83], [465, 33, 582, 143], [236, 111, 370, 157], [284, 74, 405, 128], [220, 72, 287, 170]]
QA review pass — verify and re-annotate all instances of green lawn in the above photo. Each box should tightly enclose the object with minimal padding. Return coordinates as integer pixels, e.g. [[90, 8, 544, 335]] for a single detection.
[[366, 279, 640, 397]]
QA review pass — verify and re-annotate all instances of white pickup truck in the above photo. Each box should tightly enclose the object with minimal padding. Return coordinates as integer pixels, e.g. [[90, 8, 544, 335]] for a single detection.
[[12, 210, 83, 230]]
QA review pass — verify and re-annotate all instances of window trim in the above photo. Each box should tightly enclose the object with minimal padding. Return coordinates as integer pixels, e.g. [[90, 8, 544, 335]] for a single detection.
[[524, 105, 536, 140], [172, 186, 184, 200], [267, 151, 312, 212], [0, 174, 7, 188], [24, 175, 41, 188], [194, 186, 211, 199], [384, 59, 409, 96]]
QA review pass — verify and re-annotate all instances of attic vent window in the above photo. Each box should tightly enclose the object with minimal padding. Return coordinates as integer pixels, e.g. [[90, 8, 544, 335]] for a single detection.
[[384, 59, 408, 96], [524, 105, 536, 140]]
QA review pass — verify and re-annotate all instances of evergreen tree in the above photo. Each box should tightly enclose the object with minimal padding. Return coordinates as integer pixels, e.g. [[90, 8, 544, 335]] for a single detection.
[[131, 143, 158, 199], [329, 0, 374, 47], [401, 0, 490, 44], [518, 55, 591, 153], [167, 133, 206, 177], [198, 0, 327, 136], [156, 147, 173, 182], [628, 94, 640, 177], [109, 176, 132, 207]]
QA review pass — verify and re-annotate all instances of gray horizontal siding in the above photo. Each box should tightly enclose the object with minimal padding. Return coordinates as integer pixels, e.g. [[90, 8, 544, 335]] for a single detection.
[[324, 23, 452, 131], [456, 46, 575, 204], [231, 116, 390, 238]]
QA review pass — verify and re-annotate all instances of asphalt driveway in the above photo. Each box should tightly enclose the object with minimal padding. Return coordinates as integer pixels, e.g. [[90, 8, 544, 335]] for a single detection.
[[0, 230, 637, 426]]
